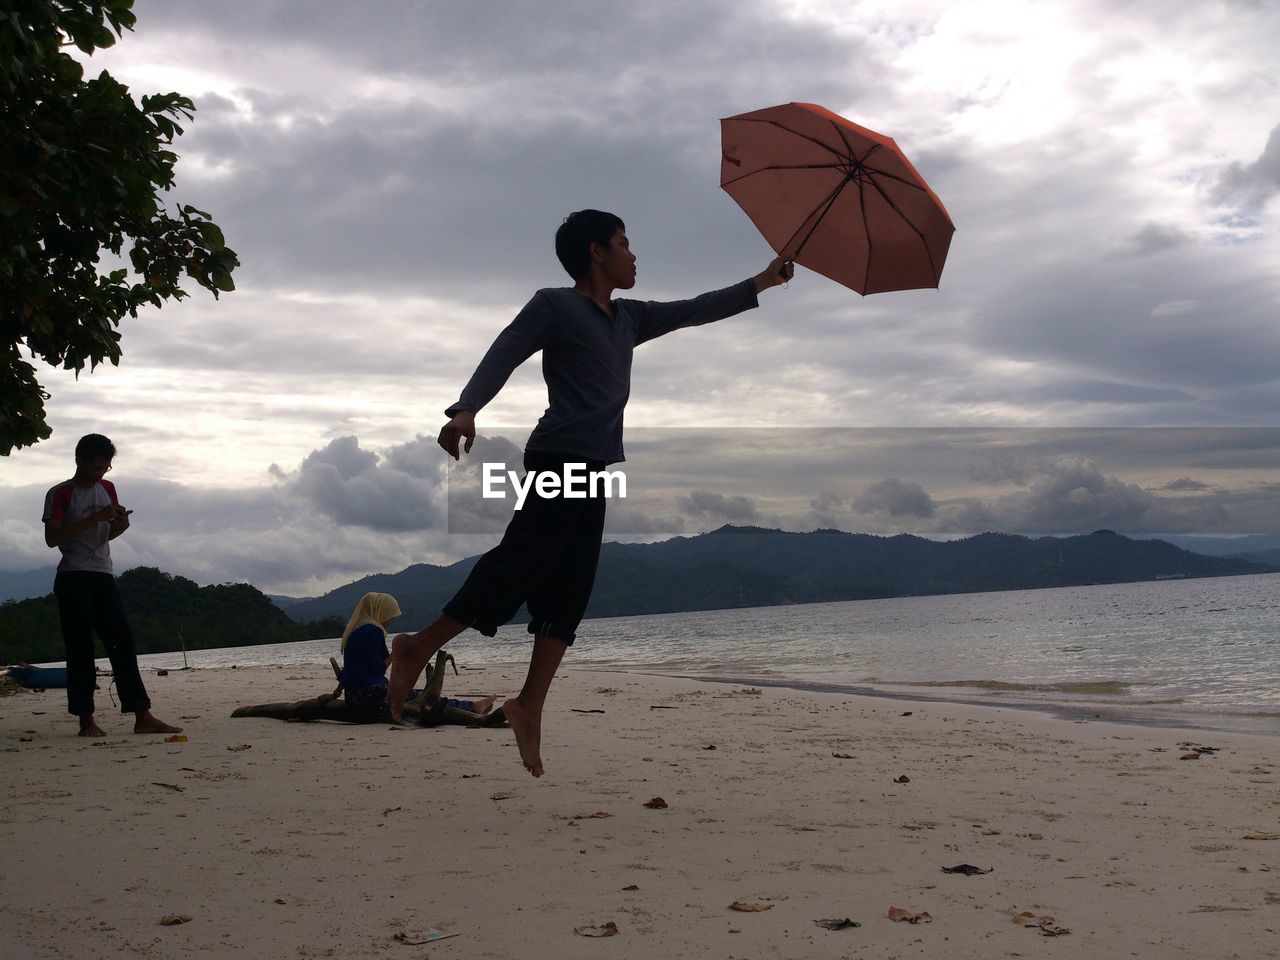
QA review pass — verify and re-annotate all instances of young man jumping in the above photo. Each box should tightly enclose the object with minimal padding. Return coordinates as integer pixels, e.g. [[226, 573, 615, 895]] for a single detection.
[[388, 210, 792, 776]]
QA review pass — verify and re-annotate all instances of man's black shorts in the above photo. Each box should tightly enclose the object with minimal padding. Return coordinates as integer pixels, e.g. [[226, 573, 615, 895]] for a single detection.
[[443, 451, 607, 645]]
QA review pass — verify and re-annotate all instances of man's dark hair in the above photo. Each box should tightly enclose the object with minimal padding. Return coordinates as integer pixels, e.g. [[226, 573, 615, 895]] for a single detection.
[[555, 210, 625, 281], [74, 433, 116, 461]]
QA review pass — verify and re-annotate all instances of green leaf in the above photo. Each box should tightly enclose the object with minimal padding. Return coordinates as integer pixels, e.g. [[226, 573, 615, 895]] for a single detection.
[[197, 221, 225, 248]]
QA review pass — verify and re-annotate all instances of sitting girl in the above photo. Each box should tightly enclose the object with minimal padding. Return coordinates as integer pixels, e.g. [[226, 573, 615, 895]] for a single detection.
[[340, 592, 495, 715]]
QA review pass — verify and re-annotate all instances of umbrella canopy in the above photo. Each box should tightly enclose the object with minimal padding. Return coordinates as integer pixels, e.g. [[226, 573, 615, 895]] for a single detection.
[[720, 102, 955, 295]]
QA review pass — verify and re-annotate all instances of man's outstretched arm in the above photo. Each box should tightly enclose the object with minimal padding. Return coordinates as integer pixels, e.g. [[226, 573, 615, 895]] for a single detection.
[[635, 255, 795, 345]]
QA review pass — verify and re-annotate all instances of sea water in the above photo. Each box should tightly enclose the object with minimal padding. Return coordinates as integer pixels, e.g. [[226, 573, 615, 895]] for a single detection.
[[132, 572, 1280, 736]]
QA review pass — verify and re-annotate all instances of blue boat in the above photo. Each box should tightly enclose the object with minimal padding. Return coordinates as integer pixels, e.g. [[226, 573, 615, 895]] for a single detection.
[[6, 666, 68, 689]]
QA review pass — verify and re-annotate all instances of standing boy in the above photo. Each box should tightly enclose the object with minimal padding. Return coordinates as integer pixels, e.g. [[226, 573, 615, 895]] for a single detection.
[[43, 433, 180, 737], [388, 211, 792, 776]]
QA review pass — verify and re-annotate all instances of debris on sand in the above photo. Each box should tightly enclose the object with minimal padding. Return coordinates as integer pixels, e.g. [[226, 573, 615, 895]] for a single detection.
[[573, 921, 619, 937], [887, 907, 932, 924], [729, 901, 774, 912], [814, 917, 860, 930], [941, 864, 993, 876], [394, 928, 458, 944], [1008, 909, 1070, 936]]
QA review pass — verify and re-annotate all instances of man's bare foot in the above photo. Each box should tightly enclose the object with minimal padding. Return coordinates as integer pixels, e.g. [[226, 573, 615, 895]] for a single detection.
[[471, 695, 496, 715], [78, 718, 106, 737], [501, 697, 543, 777], [133, 711, 182, 734], [386, 633, 431, 722]]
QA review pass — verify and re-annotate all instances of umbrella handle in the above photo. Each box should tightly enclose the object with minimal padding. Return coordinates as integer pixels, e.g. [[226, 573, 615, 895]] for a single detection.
[[778, 258, 794, 287]]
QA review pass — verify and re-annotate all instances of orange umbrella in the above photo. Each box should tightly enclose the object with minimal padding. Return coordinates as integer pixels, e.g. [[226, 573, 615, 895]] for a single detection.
[[720, 102, 955, 295]]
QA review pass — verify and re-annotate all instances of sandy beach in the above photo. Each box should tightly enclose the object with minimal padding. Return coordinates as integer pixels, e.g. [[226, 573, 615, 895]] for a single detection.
[[1, 663, 1277, 959]]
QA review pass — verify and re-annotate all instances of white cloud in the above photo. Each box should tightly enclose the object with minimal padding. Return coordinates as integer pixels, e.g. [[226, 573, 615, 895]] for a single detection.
[[283, 435, 448, 532]]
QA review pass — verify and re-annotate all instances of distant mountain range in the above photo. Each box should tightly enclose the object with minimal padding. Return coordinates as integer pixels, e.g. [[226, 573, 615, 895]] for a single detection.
[[4, 530, 1274, 636], [277, 526, 1277, 629], [1132, 533, 1280, 567]]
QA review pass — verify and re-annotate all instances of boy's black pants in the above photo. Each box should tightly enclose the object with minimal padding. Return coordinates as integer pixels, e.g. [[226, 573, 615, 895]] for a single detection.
[[54, 571, 151, 716]]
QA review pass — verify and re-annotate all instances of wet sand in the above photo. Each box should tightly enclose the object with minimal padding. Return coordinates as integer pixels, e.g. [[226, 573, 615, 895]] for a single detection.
[[1, 663, 1276, 959]]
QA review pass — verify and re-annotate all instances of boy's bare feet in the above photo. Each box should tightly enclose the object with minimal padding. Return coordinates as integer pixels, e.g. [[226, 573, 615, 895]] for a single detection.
[[387, 633, 430, 722], [133, 711, 182, 734], [501, 697, 543, 777], [78, 717, 106, 737], [471, 695, 496, 715]]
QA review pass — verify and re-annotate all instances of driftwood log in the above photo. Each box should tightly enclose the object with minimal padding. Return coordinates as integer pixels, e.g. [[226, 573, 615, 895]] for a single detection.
[[230, 650, 504, 727]]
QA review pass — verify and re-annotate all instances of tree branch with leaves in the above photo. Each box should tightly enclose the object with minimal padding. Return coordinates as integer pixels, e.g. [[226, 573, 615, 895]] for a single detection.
[[0, 0, 239, 453]]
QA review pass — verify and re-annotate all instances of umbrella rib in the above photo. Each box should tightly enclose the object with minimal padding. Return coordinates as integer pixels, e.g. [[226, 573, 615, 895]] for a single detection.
[[833, 122, 876, 165], [858, 178, 873, 293], [783, 174, 855, 263], [731, 117, 849, 162], [840, 128, 941, 286], [725, 116, 929, 192], [835, 122, 932, 195], [858, 164, 932, 193], [721, 162, 846, 189], [863, 174, 941, 285]]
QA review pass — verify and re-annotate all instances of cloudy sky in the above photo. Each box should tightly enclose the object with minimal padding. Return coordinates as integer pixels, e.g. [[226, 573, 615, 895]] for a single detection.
[[4, 0, 1279, 596]]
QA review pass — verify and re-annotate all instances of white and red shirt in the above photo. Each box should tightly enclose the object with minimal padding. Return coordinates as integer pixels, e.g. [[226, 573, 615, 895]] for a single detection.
[[43, 479, 118, 574]]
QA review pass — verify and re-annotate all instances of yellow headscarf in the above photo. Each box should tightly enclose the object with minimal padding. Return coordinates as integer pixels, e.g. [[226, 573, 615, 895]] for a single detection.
[[340, 592, 402, 652]]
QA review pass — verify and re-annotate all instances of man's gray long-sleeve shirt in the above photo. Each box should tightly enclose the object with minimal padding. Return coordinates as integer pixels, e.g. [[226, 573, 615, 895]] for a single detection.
[[445, 279, 759, 463]]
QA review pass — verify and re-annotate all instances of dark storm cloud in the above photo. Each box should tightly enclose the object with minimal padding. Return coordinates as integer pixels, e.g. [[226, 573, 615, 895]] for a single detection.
[[602, 504, 691, 536], [987, 457, 1156, 531], [1162, 477, 1211, 492], [961, 450, 1045, 486], [1212, 122, 1280, 211], [840, 459, 1253, 536], [808, 490, 846, 529], [93, 0, 1278, 438], [949, 429, 1280, 487], [140, 0, 827, 82], [965, 246, 1280, 422], [1126, 222, 1192, 256], [851, 478, 938, 519], [676, 489, 760, 522], [134, 0, 887, 302]]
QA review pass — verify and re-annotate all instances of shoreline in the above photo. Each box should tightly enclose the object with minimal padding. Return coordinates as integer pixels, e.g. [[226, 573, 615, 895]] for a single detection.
[[635, 670, 1280, 739], [16, 572, 1276, 739], [23, 653, 1279, 738]]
